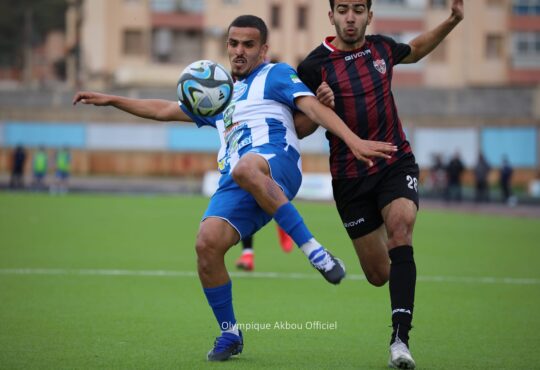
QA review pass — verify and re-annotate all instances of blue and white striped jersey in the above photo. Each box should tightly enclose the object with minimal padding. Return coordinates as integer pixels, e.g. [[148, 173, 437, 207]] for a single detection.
[[180, 62, 314, 174]]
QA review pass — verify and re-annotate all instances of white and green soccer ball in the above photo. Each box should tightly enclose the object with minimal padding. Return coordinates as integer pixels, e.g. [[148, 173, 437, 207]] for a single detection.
[[177, 60, 234, 117]]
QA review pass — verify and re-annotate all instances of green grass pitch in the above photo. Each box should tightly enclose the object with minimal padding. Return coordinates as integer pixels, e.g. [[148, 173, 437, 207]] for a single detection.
[[0, 193, 539, 369]]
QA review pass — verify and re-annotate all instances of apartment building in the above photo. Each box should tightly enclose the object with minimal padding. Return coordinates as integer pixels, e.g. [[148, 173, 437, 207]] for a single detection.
[[73, 0, 204, 88], [70, 0, 539, 88]]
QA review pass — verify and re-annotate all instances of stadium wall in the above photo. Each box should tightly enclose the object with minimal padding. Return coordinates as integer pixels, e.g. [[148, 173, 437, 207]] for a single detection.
[[0, 121, 538, 187]]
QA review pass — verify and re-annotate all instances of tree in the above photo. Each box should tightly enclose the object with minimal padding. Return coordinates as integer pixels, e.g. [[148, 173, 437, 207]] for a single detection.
[[0, 0, 68, 68]]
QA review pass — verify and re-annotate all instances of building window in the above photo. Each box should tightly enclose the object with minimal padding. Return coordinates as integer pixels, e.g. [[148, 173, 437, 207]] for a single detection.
[[485, 34, 504, 59], [153, 28, 172, 63], [512, 0, 540, 15], [151, 0, 175, 12], [271, 5, 281, 28], [298, 5, 308, 30], [513, 31, 540, 54], [430, 0, 447, 8], [123, 30, 144, 56]]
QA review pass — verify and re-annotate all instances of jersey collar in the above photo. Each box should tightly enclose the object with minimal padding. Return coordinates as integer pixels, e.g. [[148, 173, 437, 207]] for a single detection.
[[234, 62, 268, 83], [323, 36, 368, 53]]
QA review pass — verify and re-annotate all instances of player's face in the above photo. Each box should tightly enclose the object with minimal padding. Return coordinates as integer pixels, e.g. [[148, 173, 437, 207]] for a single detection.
[[329, 0, 372, 50], [227, 27, 268, 79]]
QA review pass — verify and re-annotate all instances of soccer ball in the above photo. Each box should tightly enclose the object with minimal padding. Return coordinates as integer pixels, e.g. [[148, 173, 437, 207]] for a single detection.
[[177, 60, 234, 117]]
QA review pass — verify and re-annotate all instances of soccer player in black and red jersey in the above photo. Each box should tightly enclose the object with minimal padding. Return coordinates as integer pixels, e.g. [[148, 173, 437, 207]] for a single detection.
[[296, 0, 464, 368]]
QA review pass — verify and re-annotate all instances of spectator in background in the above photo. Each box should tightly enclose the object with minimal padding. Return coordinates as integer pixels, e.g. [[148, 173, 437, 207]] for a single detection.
[[500, 155, 513, 204], [32, 146, 48, 190], [429, 153, 447, 199], [445, 151, 465, 202], [474, 153, 491, 203], [9, 145, 27, 190], [51, 146, 71, 194]]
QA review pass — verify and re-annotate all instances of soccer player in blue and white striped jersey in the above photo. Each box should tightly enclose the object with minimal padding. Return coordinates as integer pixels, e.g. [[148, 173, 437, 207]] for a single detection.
[[73, 14, 396, 362]]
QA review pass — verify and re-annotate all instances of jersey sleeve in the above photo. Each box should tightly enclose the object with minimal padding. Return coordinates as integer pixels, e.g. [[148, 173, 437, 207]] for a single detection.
[[379, 35, 411, 65], [179, 102, 217, 128], [297, 57, 322, 94], [265, 63, 315, 110]]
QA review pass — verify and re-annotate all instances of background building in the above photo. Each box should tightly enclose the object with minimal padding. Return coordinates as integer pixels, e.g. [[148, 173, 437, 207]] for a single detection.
[[60, 0, 540, 88], [1, 0, 540, 199]]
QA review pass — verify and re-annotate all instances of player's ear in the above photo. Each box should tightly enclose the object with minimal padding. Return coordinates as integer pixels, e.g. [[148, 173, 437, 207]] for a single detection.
[[367, 10, 373, 25], [328, 11, 335, 26], [260, 43, 269, 58]]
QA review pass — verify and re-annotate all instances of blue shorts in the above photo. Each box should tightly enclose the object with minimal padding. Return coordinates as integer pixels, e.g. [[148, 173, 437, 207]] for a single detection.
[[203, 144, 302, 241], [56, 170, 69, 180]]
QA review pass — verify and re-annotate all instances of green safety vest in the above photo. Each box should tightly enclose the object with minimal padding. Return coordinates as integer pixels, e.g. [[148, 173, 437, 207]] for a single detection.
[[33, 152, 47, 173], [56, 151, 70, 172]]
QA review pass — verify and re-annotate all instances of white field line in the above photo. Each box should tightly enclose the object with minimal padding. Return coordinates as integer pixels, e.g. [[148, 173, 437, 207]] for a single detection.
[[0, 268, 539, 286]]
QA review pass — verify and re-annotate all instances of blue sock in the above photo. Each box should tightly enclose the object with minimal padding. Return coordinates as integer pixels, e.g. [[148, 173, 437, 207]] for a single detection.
[[203, 281, 237, 334], [274, 202, 313, 247]]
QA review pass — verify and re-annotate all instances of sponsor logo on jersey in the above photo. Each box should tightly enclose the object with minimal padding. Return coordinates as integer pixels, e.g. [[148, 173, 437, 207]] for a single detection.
[[344, 49, 371, 62], [223, 104, 236, 128], [373, 59, 387, 74]]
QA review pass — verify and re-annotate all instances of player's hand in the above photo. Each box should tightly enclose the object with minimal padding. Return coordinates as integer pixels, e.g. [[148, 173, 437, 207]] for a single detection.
[[72, 91, 112, 106], [316, 82, 335, 109], [345, 136, 398, 168], [450, 0, 464, 23]]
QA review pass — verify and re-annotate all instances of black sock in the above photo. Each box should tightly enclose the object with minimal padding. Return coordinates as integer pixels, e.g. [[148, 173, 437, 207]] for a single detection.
[[242, 236, 253, 250], [389, 245, 416, 346]]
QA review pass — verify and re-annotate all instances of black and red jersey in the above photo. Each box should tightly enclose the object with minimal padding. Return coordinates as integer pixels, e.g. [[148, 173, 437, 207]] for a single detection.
[[298, 35, 413, 179]]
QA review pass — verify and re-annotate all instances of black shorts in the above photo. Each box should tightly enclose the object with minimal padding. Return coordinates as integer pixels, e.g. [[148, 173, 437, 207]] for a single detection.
[[332, 154, 420, 240]]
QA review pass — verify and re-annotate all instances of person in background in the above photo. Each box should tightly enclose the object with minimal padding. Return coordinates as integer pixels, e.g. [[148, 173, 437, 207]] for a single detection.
[[236, 225, 294, 271], [429, 153, 447, 199], [445, 151, 465, 203], [9, 144, 27, 190], [51, 146, 71, 194], [474, 152, 491, 203], [499, 155, 513, 204], [32, 146, 48, 190]]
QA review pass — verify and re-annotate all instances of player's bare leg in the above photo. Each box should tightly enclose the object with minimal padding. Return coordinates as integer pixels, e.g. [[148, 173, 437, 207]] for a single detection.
[[232, 153, 345, 284], [352, 225, 389, 287], [196, 217, 244, 361]]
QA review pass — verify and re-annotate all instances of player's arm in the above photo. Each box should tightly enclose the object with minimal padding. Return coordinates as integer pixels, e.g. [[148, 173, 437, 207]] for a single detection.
[[401, 0, 464, 64], [293, 82, 335, 139], [295, 95, 397, 167], [72, 91, 192, 122]]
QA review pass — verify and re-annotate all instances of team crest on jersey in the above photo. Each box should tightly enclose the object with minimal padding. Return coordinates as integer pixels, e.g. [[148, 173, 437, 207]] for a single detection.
[[373, 59, 386, 74], [232, 82, 248, 101], [290, 74, 301, 83]]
